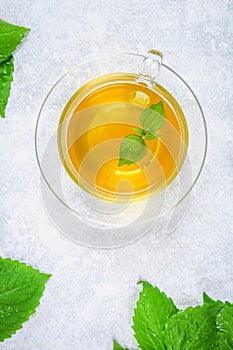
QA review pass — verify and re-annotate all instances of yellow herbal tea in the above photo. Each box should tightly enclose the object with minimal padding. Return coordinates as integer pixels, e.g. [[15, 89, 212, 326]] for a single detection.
[[58, 73, 188, 201]]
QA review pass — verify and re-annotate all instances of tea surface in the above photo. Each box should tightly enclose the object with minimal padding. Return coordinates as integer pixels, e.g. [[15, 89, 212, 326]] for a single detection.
[[58, 74, 188, 201]]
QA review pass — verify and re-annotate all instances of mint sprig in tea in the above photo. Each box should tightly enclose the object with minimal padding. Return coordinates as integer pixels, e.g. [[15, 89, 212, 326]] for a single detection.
[[58, 73, 188, 201], [118, 101, 165, 167]]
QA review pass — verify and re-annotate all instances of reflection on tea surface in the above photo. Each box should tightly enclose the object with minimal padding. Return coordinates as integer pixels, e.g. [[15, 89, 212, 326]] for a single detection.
[[58, 73, 188, 201]]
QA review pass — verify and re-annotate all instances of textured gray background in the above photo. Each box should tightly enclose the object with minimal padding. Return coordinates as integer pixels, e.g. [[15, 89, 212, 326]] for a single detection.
[[0, 0, 233, 349]]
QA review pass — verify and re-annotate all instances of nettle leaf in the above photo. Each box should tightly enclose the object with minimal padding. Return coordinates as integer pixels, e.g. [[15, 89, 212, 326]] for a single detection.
[[0, 19, 29, 64], [113, 340, 129, 350], [118, 134, 147, 167], [118, 102, 165, 166], [133, 127, 160, 140], [0, 55, 14, 117], [0, 257, 51, 342], [163, 305, 217, 350], [203, 292, 217, 306], [144, 130, 160, 140], [132, 127, 144, 136], [114, 284, 233, 350], [216, 304, 233, 349], [203, 292, 224, 317], [140, 102, 165, 132], [150, 101, 165, 117], [133, 281, 178, 350]]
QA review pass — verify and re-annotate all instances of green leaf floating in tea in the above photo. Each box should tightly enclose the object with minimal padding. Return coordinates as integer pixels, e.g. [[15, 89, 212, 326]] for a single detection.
[[140, 102, 165, 132], [118, 134, 147, 167], [0, 19, 30, 117], [118, 101, 165, 166], [144, 130, 161, 140], [132, 127, 144, 136]]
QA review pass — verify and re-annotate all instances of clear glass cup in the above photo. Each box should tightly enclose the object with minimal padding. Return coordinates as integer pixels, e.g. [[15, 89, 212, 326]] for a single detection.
[[35, 51, 207, 248]]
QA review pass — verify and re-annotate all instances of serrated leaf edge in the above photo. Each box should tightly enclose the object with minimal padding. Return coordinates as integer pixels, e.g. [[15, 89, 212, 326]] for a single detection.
[[0, 257, 51, 342], [0, 56, 14, 118], [132, 281, 177, 350]]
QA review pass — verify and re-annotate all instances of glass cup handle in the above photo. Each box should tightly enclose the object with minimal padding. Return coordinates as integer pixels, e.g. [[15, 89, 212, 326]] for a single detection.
[[136, 49, 163, 86]]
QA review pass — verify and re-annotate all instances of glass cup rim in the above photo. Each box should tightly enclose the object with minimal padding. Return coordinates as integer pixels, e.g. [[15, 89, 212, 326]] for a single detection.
[[35, 51, 208, 221]]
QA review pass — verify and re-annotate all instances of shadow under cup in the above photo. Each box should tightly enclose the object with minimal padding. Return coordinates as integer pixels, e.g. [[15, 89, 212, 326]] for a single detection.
[[35, 52, 207, 248]]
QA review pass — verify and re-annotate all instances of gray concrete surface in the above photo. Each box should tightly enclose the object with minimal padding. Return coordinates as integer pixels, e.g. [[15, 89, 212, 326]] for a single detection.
[[0, 0, 233, 349]]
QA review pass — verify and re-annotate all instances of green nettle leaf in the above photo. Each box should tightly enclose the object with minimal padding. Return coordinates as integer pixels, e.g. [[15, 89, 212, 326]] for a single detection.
[[216, 305, 233, 349], [113, 283, 233, 350], [0, 257, 51, 342], [113, 340, 129, 350], [163, 305, 218, 350], [133, 128, 160, 140], [118, 134, 147, 167], [203, 292, 217, 306], [132, 281, 178, 350], [132, 127, 144, 136], [0, 55, 14, 117], [118, 102, 165, 167], [150, 101, 165, 117], [203, 292, 224, 317], [0, 19, 29, 117], [144, 130, 160, 140], [140, 102, 165, 132], [0, 19, 29, 64]]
